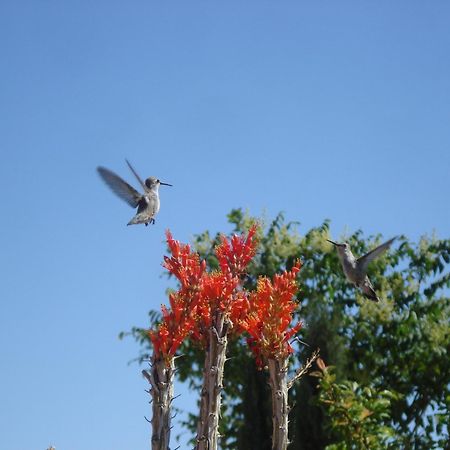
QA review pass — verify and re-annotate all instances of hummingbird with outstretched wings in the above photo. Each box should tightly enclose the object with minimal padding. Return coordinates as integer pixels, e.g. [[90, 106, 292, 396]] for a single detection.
[[97, 160, 172, 226]]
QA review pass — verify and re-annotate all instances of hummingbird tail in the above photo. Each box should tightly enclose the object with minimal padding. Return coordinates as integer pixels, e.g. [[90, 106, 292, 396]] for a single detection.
[[360, 277, 380, 302], [365, 293, 380, 302], [363, 287, 380, 302], [127, 214, 150, 226]]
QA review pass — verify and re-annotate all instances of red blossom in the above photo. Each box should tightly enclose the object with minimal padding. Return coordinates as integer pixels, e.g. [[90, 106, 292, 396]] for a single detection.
[[192, 272, 243, 340], [215, 224, 258, 276], [163, 230, 206, 289], [229, 291, 251, 334], [241, 261, 302, 366], [201, 272, 239, 309], [149, 231, 207, 362], [149, 291, 197, 362], [150, 227, 261, 361]]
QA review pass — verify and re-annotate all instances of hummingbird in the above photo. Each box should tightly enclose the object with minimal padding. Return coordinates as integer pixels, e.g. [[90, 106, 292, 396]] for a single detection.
[[97, 160, 172, 226], [327, 237, 397, 302]]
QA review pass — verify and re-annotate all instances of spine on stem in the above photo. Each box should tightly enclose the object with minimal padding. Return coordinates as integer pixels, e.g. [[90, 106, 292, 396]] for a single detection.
[[143, 354, 175, 450], [195, 311, 228, 450], [268, 358, 289, 450]]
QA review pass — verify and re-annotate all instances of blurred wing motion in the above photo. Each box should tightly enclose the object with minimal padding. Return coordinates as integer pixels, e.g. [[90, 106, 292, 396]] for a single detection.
[[126, 159, 147, 191], [357, 237, 397, 273], [97, 166, 141, 208]]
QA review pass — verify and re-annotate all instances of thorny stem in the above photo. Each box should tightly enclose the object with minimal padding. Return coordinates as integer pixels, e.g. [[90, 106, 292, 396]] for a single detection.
[[268, 359, 290, 450], [143, 354, 175, 450], [268, 350, 320, 450], [287, 349, 320, 390], [195, 311, 229, 450]]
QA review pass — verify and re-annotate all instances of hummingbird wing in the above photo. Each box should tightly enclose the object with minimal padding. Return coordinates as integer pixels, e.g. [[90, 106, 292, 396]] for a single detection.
[[125, 159, 147, 192], [97, 166, 141, 208], [357, 237, 397, 273]]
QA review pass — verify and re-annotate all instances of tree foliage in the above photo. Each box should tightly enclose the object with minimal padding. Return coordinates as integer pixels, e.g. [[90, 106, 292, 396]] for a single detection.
[[126, 209, 450, 449], [314, 359, 399, 450]]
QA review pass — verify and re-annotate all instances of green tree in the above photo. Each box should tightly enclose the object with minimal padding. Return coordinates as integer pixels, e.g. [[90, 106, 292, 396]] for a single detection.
[[314, 359, 399, 450], [126, 209, 450, 449]]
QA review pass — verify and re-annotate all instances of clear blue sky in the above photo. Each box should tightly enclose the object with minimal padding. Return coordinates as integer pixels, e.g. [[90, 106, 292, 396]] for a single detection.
[[1, 2, 449, 449]]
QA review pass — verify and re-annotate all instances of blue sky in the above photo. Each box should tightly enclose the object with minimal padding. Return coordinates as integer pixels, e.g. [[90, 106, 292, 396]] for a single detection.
[[1, 2, 449, 449]]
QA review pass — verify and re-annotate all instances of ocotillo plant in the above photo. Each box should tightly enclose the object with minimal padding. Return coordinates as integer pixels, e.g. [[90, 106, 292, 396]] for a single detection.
[[193, 225, 258, 450], [144, 232, 206, 450], [144, 225, 315, 450], [144, 226, 257, 450], [241, 261, 319, 450]]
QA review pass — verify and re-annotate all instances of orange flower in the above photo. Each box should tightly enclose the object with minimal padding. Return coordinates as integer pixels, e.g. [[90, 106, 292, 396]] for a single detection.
[[241, 261, 302, 366], [149, 231, 206, 362], [150, 227, 261, 361], [215, 224, 258, 276], [163, 230, 206, 289]]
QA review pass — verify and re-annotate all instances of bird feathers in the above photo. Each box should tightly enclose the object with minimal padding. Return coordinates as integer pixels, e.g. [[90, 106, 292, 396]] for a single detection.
[[357, 237, 397, 273], [97, 166, 141, 208]]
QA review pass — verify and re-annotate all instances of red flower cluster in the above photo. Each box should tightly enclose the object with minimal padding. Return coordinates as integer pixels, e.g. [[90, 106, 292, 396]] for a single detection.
[[190, 272, 240, 341], [149, 227, 258, 360], [163, 231, 206, 290], [241, 261, 302, 366], [149, 228, 304, 366], [148, 293, 197, 359], [149, 232, 206, 361], [215, 224, 258, 276]]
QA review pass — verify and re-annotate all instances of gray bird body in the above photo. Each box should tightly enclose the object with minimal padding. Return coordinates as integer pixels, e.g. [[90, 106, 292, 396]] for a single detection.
[[97, 160, 172, 226], [327, 237, 397, 302]]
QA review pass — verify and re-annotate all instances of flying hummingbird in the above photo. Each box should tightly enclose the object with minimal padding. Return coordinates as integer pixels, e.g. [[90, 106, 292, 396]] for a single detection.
[[97, 160, 172, 226], [327, 237, 397, 302]]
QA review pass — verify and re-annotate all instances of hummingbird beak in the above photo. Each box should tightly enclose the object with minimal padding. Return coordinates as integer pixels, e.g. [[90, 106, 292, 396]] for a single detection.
[[160, 182, 173, 187], [326, 239, 339, 246]]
